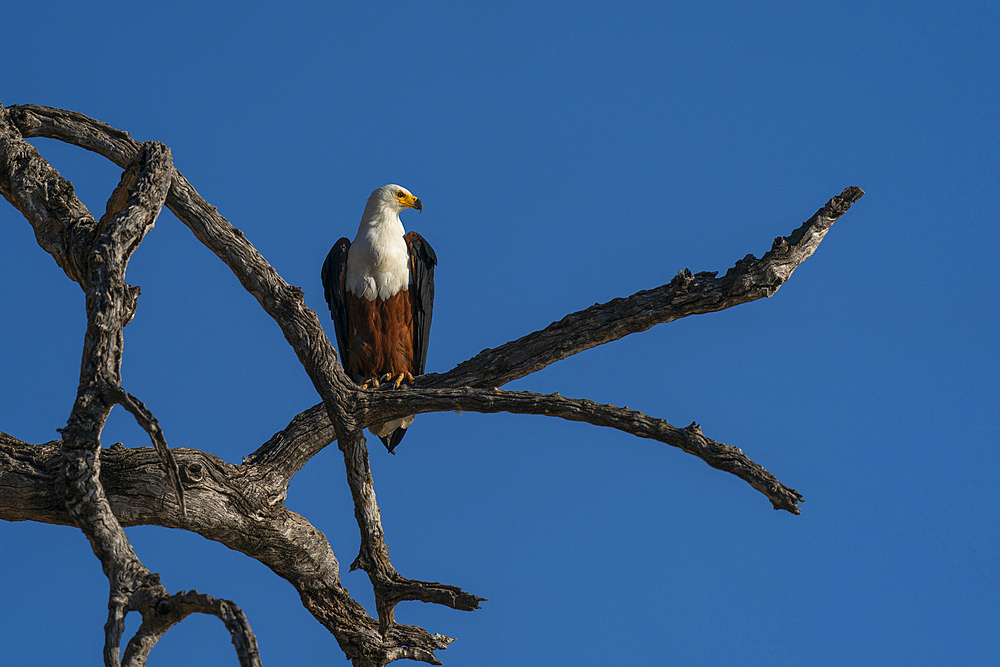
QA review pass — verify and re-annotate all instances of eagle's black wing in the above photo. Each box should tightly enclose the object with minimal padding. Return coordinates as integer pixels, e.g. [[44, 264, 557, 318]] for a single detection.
[[404, 231, 437, 375], [321, 238, 352, 370]]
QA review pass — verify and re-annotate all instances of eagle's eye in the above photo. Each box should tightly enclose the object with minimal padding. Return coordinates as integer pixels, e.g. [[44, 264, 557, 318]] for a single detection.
[[396, 191, 405, 198]]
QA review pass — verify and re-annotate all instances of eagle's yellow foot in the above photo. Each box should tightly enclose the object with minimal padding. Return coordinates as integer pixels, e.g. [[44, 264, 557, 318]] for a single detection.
[[362, 376, 380, 389], [388, 372, 415, 389]]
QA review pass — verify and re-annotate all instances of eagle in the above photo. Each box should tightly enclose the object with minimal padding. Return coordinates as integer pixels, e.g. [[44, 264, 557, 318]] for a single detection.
[[321, 184, 437, 453]]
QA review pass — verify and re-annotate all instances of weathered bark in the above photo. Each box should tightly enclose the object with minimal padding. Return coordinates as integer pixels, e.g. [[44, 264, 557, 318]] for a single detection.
[[1, 107, 262, 666], [0, 102, 864, 665], [0, 432, 449, 663]]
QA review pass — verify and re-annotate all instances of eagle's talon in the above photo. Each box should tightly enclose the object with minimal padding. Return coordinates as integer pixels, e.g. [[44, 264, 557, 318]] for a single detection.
[[386, 371, 415, 389]]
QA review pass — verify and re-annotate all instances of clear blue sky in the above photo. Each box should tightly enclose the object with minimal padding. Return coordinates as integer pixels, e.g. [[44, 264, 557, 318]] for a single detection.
[[2, 2, 998, 665]]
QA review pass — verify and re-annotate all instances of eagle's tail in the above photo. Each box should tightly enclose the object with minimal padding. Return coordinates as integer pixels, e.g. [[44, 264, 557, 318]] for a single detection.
[[371, 414, 414, 454], [379, 427, 408, 455]]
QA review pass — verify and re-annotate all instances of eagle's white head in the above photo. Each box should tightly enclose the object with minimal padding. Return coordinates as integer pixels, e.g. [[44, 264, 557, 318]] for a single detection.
[[366, 184, 422, 217], [350, 184, 423, 300]]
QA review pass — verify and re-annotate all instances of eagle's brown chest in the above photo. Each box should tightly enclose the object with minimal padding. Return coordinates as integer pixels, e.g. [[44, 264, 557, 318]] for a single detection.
[[344, 289, 415, 383]]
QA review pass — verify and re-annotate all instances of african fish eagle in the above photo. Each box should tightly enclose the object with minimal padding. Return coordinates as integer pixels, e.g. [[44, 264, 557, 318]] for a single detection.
[[321, 184, 437, 453]]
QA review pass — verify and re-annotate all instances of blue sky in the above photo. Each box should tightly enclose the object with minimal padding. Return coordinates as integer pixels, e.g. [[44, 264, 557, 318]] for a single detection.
[[2, 1, 998, 665]]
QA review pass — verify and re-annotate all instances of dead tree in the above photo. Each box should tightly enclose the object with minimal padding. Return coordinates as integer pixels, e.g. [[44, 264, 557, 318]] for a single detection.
[[0, 103, 863, 666]]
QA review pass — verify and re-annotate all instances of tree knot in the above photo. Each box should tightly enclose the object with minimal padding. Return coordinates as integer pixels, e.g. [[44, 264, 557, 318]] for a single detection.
[[181, 462, 204, 484]]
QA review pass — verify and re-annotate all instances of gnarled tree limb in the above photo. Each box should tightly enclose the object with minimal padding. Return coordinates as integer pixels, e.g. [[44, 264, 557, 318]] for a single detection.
[[1, 102, 864, 665], [1, 107, 261, 667], [5, 103, 490, 653], [0, 431, 458, 665]]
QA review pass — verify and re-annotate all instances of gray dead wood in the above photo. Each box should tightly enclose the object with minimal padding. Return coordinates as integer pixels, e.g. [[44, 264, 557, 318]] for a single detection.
[[0, 102, 864, 665]]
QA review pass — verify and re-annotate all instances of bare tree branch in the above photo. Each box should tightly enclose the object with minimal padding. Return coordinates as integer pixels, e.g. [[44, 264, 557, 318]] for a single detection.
[[0, 105, 97, 283], [121, 590, 261, 667], [109, 386, 184, 513], [56, 140, 175, 667], [358, 386, 802, 513], [337, 429, 485, 635], [421, 186, 865, 390], [243, 403, 334, 490]]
